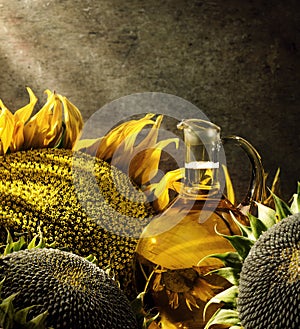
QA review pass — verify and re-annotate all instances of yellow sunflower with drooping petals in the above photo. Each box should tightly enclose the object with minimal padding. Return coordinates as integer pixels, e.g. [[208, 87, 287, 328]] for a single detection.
[[0, 88, 183, 212]]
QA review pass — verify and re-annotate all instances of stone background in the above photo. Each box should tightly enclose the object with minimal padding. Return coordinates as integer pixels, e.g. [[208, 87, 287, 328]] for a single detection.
[[0, 0, 299, 201]]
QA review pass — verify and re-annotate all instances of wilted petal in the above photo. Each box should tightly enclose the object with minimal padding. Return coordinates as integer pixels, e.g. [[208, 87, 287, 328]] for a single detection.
[[262, 168, 280, 207], [192, 277, 222, 302], [152, 272, 164, 292], [168, 291, 179, 309], [121, 114, 158, 152], [146, 168, 184, 211], [97, 113, 155, 161], [134, 114, 163, 152], [12, 86, 38, 152], [0, 101, 15, 155], [23, 91, 55, 149], [184, 292, 200, 311], [14, 87, 37, 123], [96, 125, 127, 160], [115, 114, 163, 170], [129, 138, 179, 186], [58, 95, 83, 149], [44, 90, 63, 147], [74, 137, 102, 155]]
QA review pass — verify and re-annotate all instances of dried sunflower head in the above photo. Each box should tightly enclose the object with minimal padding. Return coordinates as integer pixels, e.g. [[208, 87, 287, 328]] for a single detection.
[[203, 182, 300, 329], [0, 231, 138, 329], [0, 248, 138, 329], [238, 212, 300, 329]]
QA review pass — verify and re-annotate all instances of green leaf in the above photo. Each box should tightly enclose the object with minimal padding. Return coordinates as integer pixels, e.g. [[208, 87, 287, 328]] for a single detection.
[[204, 308, 240, 329], [225, 212, 253, 238], [3, 230, 14, 256], [229, 212, 253, 239], [204, 285, 238, 318], [271, 191, 292, 220], [209, 267, 240, 286], [290, 182, 300, 214], [131, 292, 145, 316], [131, 292, 159, 329], [12, 236, 26, 252], [26, 310, 48, 329], [27, 235, 40, 250], [248, 214, 268, 240], [219, 234, 255, 260], [255, 202, 276, 228], [3, 232, 26, 256], [203, 252, 243, 270], [14, 305, 37, 325], [0, 292, 19, 329], [34, 230, 47, 249]]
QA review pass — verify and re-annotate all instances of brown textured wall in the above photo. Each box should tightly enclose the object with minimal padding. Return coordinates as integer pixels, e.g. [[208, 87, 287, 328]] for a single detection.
[[0, 0, 299, 200]]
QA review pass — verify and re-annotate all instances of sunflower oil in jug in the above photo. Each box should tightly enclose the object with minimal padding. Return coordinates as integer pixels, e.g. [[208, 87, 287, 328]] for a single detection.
[[134, 119, 264, 328]]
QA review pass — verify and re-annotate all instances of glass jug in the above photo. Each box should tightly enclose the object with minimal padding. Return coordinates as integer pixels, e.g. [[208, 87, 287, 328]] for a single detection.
[[134, 119, 264, 329]]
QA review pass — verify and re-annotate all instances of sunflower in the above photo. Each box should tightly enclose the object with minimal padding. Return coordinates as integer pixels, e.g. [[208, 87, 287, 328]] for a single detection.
[[203, 182, 300, 329], [0, 88, 184, 213]]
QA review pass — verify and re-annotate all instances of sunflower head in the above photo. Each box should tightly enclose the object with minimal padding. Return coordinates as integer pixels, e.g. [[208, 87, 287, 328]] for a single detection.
[[238, 212, 300, 328], [0, 231, 138, 329], [203, 182, 300, 329], [0, 231, 52, 329]]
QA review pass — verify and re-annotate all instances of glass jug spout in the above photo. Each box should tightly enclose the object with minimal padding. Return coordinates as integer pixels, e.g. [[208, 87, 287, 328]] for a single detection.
[[177, 119, 265, 214]]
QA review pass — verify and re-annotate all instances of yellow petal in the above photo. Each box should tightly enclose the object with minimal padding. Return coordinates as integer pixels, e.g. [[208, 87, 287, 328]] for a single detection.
[[121, 114, 158, 152], [184, 292, 200, 311], [148, 322, 161, 329], [134, 114, 163, 151], [97, 113, 156, 161], [116, 114, 163, 168], [111, 121, 156, 165], [11, 121, 25, 153], [44, 91, 63, 147], [14, 87, 37, 123], [0, 101, 15, 155], [11, 88, 38, 152], [74, 138, 102, 153], [23, 91, 55, 149], [58, 95, 83, 149], [159, 315, 179, 329], [146, 168, 184, 211], [168, 291, 179, 309], [129, 138, 179, 186], [222, 164, 235, 205], [192, 277, 219, 302], [153, 168, 184, 196]]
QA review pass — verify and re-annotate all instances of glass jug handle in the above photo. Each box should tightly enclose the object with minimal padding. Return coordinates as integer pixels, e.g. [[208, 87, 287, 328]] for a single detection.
[[222, 135, 266, 215]]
